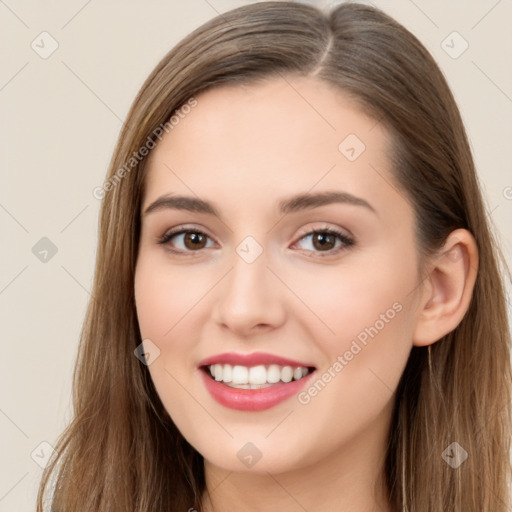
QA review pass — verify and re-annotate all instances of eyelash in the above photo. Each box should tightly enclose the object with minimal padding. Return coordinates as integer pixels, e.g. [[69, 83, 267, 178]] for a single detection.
[[157, 224, 355, 258]]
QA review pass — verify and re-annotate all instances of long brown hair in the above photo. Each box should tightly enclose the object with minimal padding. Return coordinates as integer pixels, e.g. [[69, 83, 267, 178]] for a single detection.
[[37, 2, 512, 510]]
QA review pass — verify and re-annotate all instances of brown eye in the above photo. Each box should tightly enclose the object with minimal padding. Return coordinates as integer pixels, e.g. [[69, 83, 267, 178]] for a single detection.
[[294, 228, 355, 257], [158, 228, 215, 253], [183, 232, 208, 250], [311, 232, 337, 251]]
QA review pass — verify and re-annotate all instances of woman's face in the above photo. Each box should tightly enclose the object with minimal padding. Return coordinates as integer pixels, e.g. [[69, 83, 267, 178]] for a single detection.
[[134, 76, 423, 475]]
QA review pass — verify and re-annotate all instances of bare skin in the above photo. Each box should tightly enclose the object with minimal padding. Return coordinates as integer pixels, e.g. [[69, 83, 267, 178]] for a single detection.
[[134, 75, 478, 512]]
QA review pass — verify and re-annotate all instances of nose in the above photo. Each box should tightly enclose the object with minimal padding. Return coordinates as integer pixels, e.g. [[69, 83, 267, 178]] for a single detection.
[[212, 245, 286, 337]]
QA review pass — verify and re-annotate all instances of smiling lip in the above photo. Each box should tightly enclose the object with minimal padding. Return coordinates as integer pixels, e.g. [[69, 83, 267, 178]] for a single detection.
[[198, 351, 316, 412], [198, 351, 315, 368], [200, 371, 315, 411]]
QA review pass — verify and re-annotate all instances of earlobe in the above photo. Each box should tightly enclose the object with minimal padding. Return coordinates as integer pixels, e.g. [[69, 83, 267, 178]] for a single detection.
[[412, 228, 479, 347]]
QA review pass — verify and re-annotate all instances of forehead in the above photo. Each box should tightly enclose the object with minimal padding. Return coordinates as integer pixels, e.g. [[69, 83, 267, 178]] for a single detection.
[[142, 75, 409, 225], [149, 75, 386, 164]]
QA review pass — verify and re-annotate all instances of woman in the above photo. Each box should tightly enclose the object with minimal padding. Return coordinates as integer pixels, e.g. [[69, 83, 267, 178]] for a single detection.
[[38, 2, 512, 511]]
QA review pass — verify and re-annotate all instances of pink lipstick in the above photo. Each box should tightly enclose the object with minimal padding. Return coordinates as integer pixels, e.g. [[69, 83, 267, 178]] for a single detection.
[[198, 351, 316, 411]]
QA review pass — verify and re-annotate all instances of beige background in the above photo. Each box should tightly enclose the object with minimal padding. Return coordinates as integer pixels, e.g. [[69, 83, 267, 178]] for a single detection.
[[1, 0, 511, 510]]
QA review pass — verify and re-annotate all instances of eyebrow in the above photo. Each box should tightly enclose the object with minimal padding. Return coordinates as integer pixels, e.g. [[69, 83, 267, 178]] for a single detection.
[[143, 190, 377, 218]]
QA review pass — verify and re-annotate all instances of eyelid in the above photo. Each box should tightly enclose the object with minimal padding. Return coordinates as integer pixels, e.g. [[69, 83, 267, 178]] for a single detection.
[[159, 223, 212, 236], [295, 223, 353, 240]]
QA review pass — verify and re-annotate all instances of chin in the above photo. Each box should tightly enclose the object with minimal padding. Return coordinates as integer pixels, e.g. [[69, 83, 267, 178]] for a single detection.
[[197, 436, 314, 476]]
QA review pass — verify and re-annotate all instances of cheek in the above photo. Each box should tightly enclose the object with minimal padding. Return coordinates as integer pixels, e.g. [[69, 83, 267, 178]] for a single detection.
[[134, 255, 204, 340], [291, 246, 418, 404], [134, 254, 223, 386], [296, 251, 417, 418], [292, 291, 415, 460], [134, 257, 204, 425], [288, 248, 417, 347]]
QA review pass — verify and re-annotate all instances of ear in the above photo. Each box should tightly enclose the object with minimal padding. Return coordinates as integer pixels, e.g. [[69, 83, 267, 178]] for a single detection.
[[413, 228, 479, 347]]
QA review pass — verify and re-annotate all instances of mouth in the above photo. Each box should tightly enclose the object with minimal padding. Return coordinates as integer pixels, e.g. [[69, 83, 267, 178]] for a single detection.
[[201, 363, 316, 389], [198, 351, 317, 411]]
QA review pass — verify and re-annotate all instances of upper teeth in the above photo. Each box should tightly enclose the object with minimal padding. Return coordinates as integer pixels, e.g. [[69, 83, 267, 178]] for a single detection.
[[208, 364, 310, 388]]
